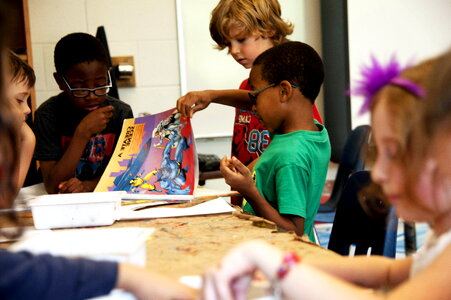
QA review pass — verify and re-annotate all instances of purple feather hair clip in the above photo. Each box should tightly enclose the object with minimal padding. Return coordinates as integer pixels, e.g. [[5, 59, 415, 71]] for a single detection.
[[350, 55, 425, 115]]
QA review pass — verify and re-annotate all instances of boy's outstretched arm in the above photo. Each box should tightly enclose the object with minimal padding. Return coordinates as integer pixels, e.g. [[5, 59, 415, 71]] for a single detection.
[[177, 89, 252, 118], [40, 106, 114, 194], [220, 156, 305, 236]]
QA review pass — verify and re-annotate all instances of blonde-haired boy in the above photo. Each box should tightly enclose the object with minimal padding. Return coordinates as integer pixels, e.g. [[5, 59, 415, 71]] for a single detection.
[[178, 0, 322, 205]]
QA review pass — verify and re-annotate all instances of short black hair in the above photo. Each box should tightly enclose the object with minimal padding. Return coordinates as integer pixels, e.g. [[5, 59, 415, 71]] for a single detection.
[[54, 32, 108, 76], [253, 41, 324, 103]]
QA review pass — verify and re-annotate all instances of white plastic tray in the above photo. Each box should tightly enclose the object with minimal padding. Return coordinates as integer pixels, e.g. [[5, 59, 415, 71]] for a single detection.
[[29, 191, 123, 229]]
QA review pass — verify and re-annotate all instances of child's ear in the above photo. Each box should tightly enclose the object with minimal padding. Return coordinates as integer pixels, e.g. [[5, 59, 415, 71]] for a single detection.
[[53, 72, 66, 91], [278, 80, 294, 102]]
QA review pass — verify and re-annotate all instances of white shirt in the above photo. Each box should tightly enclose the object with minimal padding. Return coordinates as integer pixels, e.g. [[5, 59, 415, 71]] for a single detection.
[[410, 228, 451, 277]]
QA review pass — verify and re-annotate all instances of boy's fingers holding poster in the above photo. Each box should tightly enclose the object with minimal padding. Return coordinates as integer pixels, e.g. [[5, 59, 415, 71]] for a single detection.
[[177, 91, 212, 118]]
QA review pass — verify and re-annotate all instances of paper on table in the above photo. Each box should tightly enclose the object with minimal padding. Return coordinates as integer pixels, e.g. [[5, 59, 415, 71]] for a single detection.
[[119, 197, 235, 220], [12, 182, 47, 211], [18, 182, 47, 201], [10, 227, 154, 267]]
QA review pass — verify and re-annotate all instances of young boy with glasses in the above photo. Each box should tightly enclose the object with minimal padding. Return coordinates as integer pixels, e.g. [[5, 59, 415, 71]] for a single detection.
[[186, 42, 330, 240], [34, 32, 133, 194]]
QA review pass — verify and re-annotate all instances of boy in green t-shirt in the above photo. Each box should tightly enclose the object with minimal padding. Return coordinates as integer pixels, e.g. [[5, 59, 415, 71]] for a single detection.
[[220, 41, 331, 241]]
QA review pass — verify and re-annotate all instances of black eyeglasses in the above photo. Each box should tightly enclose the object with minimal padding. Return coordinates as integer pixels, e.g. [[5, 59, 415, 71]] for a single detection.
[[62, 71, 112, 98], [248, 83, 276, 106], [248, 82, 298, 105]]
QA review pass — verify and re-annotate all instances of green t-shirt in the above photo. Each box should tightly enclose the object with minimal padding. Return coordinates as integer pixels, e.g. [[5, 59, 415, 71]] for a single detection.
[[243, 122, 331, 241]]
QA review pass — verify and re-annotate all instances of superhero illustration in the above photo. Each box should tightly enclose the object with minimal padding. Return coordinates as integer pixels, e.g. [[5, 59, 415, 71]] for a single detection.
[[153, 135, 191, 195], [94, 135, 106, 160], [152, 111, 184, 147], [112, 137, 154, 192], [110, 110, 192, 195], [128, 170, 159, 192]]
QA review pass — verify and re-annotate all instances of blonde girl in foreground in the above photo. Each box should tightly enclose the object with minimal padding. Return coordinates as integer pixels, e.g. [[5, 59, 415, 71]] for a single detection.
[[202, 51, 451, 299]]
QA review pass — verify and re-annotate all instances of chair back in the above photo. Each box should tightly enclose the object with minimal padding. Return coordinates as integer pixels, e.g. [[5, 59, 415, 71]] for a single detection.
[[327, 171, 397, 257], [317, 125, 371, 216]]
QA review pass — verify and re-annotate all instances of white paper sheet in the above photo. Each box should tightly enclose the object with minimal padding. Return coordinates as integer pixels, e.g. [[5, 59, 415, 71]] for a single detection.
[[18, 182, 47, 200], [119, 197, 235, 220], [10, 227, 154, 266]]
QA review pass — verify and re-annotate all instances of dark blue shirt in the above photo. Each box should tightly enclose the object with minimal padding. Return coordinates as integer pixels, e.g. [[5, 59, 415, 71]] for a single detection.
[[0, 250, 118, 300]]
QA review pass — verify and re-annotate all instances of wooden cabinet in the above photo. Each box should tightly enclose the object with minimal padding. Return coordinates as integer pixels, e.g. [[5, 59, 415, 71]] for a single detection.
[[10, 0, 36, 115]]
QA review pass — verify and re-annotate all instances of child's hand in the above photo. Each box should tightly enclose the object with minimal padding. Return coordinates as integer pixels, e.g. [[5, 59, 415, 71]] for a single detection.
[[220, 156, 254, 193], [202, 240, 282, 300], [76, 105, 114, 139], [176, 91, 212, 118], [58, 177, 91, 193]]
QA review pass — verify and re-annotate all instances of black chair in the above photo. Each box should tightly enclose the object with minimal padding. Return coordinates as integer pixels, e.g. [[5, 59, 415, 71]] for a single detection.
[[327, 171, 398, 257], [315, 125, 371, 222], [198, 153, 222, 186]]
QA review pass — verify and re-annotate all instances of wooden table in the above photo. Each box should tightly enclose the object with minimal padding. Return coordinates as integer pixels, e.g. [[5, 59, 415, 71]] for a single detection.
[[2, 199, 336, 281], [112, 205, 336, 280]]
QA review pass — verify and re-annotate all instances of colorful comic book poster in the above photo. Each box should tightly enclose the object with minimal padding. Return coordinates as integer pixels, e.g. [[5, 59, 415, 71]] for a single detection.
[[95, 108, 198, 200]]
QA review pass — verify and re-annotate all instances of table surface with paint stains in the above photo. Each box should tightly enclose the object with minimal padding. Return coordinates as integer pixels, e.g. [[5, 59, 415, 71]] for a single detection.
[[0, 198, 336, 281]]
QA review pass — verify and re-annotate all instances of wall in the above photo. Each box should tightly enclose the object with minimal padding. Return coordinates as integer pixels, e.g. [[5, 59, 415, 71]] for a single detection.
[[179, 0, 322, 137], [28, 0, 320, 138], [28, 1, 451, 135], [348, 0, 451, 128], [29, 0, 181, 118]]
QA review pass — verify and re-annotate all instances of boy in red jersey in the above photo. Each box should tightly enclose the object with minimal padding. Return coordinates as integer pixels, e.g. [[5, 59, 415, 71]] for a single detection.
[[178, 0, 322, 204]]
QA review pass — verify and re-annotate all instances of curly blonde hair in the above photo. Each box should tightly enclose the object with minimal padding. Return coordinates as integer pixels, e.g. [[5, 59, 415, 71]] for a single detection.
[[209, 0, 293, 50]]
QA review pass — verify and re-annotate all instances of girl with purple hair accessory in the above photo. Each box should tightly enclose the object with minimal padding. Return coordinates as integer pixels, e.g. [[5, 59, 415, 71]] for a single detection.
[[200, 51, 451, 299]]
